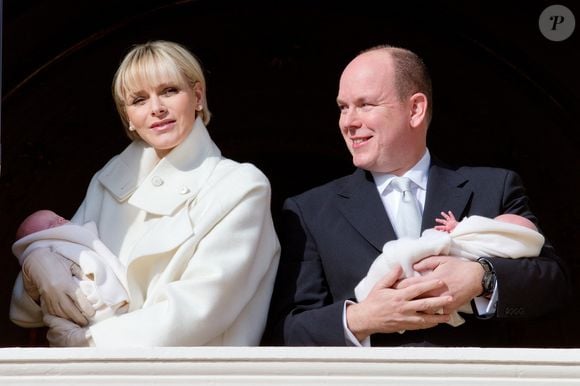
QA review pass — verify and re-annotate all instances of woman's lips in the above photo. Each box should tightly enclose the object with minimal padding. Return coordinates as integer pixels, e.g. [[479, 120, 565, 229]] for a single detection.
[[150, 119, 176, 131]]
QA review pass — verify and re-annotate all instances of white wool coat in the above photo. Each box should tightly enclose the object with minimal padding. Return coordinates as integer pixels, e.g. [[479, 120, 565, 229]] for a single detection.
[[10, 118, 281, 347]]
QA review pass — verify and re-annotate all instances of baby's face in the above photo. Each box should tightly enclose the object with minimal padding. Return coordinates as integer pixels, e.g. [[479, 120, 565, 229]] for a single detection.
[[17, 210, 70, 239], [30, 211, 69, 233], [44, 214, 70, 229], [494, 213, 537, 231]]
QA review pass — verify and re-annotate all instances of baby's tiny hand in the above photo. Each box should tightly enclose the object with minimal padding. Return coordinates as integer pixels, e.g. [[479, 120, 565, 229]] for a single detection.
[[434, 211, 458, 233]]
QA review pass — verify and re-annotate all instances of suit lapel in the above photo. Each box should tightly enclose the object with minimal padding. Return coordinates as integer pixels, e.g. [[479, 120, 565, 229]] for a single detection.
[[332, 160, 473, 252], [335, 169, 395, 251], [422, 159, 473, 230]]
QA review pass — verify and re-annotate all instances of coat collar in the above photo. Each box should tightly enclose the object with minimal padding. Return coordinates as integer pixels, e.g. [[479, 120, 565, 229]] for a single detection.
[[98, 117, 222, 216]]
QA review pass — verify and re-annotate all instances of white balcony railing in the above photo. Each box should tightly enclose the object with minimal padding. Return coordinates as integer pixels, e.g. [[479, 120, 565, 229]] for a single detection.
[[1, 347, 580, 385]]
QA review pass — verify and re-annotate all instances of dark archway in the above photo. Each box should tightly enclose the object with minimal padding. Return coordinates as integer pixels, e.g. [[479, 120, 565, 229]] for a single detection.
[[1, 0, 579, 347]]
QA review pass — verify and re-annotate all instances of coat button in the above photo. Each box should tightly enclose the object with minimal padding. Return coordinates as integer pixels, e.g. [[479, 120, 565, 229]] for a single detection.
[[151, 176, 164, 187], [179, 186, 190, 195]]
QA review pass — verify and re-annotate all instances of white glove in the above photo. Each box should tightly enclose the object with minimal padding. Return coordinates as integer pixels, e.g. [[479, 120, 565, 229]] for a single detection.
[[43, 313, 94, 347], [22, 251, 95, 326]]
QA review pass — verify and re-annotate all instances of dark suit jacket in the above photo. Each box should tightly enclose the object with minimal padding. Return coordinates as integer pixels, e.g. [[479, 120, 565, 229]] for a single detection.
[[262, 158, 572, 347]]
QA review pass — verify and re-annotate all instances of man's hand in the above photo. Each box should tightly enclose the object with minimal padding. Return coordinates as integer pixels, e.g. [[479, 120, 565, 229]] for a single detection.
[[43, 314, 93, 347], [22, 252, 95, 326], [346, 265, 453, 342], [399, 255, 484, 313]]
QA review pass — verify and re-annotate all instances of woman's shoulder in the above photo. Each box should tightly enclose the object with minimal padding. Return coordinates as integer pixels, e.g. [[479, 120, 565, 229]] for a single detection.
[[192, 159, 272, 208], [93, 140, 150, 177], [95, 154, 122, 174], [214, 158, 271, 185]]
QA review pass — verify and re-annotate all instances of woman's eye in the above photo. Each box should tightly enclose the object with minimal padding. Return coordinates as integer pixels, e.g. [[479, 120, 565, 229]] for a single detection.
[[163, 87, 178, 95], [131, 97, 145, 105]]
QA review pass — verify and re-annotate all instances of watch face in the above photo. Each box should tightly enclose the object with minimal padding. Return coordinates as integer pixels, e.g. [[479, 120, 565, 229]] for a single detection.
[[483, 271, 496, 293], [483, 272, 492, 291]]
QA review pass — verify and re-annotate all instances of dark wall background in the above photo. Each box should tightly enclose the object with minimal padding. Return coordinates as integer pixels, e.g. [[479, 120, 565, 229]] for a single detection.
[[1, 0, 578, 347]]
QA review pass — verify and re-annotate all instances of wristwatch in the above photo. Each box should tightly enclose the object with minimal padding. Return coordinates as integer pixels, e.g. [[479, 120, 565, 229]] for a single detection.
[[477, 257, 496, 298]]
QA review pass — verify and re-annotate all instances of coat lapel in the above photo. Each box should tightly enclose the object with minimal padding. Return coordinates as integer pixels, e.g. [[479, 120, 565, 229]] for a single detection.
[[99, 117, 222, 216], [335, 169, 395, 251], [128, 118, 222, 216], [98, 118, 222, 263], [422, 159, 473, 230], [128, 205, 194, 259]]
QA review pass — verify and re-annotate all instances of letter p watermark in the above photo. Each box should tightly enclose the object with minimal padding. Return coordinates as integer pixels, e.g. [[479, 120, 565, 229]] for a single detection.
[[550, 14, 565, 30], [539, 5, 575, 41]]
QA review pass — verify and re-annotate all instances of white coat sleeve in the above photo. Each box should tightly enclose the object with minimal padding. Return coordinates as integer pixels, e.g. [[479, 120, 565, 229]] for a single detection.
[[9, 272, 44, 328]]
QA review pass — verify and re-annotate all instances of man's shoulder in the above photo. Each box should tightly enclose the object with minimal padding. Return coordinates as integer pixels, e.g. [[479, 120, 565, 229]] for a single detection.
[[455, 164, 512, 173], [281, 173, 357, 223], [289, 171, 356, 203], [432, 159, 517, 180]]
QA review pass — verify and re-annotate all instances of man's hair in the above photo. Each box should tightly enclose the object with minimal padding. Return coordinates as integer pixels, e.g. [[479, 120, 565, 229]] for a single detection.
[[362, 45, 433, 125]]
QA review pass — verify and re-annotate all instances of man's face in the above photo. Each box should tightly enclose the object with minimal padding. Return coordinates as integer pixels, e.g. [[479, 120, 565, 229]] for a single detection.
[[336, 51, 418, 175]]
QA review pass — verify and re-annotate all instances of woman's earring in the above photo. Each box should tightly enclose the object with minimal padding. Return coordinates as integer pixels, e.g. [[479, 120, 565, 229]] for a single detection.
[[196, 105, 203, 111], [129, 124, 136, 131]]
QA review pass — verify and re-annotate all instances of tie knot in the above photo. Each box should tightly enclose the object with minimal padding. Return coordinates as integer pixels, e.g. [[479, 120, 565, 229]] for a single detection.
[[391, 177, 412, 193]]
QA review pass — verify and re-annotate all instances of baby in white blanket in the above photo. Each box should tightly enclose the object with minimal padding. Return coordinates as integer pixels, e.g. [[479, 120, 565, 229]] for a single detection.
[[354, 211, 545, 327], [13, 210, 129, 325]]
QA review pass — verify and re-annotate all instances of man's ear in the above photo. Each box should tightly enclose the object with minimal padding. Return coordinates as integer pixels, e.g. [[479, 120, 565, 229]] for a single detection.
[[409, 92, 428, 128]]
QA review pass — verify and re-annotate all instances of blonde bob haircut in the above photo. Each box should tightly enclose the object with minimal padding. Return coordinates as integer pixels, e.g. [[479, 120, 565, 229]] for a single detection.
[[112, 40, 211, 141]]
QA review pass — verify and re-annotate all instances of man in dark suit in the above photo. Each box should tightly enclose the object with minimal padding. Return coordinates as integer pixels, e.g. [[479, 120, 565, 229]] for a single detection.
[[262, 45, 571, 347]]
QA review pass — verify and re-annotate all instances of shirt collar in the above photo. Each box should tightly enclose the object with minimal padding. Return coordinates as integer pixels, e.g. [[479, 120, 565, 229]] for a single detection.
[[372, 149, 430, 195]]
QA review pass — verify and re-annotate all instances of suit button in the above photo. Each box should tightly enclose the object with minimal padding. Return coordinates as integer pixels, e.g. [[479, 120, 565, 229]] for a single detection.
[[179, 186, 190, 195], [151, 176, 164, 187]]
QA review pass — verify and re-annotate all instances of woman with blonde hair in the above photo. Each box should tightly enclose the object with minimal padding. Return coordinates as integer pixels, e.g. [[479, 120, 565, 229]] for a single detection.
[[10, 40, 280, 347]]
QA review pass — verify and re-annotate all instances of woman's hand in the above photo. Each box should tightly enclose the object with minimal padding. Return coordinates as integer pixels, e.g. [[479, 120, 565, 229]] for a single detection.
[[22, 252, 95, 326], [43, 314, 93, 347]]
